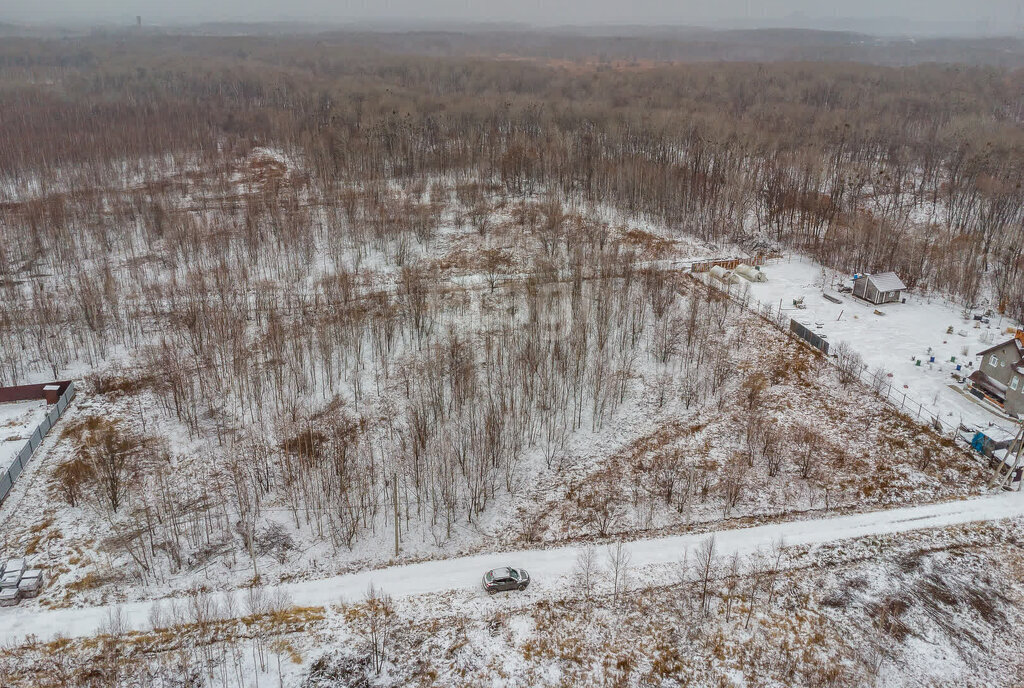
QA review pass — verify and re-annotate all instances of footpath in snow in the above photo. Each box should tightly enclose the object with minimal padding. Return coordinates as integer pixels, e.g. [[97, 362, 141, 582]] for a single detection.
[[2, 491, 1023, 644]]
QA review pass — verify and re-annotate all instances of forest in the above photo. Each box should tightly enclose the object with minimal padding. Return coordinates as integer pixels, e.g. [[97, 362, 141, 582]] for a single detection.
[[0, 24, 1019, 683], [1, 31, 1022, 581], [0, 30, 1022, 687]]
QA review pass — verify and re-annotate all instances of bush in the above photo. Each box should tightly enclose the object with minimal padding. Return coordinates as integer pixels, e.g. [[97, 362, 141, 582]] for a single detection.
[[51, 456, 94, 507], [256, 523, 295, 563], [833, 341, 865, 385]]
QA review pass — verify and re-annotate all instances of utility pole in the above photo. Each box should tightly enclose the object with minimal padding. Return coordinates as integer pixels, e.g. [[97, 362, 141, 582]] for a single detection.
[[988, 421, 1024, 490], [393, 475, 400, 556]]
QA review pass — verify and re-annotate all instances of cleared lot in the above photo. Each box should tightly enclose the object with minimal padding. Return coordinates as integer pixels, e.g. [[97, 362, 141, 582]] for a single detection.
[[744, 256, 1019, 434], [0, 400, 48, 473]]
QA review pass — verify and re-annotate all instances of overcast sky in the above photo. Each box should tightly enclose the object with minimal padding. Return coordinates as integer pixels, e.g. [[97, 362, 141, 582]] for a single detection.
[[2, 0, 1021, 31]]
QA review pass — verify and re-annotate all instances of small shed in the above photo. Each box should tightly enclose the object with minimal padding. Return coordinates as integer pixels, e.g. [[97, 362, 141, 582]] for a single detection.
[[969, 425, 1022, 458], [852, 272, 906, 305]]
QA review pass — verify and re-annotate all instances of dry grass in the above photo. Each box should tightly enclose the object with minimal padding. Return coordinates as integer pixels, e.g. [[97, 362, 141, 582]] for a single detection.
[[84, 370, 155, 399]]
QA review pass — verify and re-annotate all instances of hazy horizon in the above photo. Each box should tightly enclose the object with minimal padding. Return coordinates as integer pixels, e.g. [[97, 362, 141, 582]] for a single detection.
[[2, 0, 1022, 37]]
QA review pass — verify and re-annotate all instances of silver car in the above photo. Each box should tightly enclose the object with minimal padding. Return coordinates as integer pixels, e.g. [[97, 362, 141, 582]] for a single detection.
[[482, 566, 530, 594]]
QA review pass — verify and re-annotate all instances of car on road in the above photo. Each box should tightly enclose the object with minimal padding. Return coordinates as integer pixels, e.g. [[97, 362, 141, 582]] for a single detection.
[[482, 566, 530, 594]]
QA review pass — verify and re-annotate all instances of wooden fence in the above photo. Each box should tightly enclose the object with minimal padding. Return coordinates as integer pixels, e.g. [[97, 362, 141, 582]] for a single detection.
[[690, 253, 776, 274]]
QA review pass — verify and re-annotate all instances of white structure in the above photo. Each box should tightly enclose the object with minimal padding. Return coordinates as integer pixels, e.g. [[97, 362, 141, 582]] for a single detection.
[[734, 263, 767, 283], [709, 266, 743, 285]]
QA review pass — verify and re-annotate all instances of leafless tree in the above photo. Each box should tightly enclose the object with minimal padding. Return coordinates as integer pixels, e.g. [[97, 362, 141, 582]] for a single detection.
[[723, 552, 741, 623], [76, 421, 145, 514], [605, 540, 632, 607], [833, 341, 865, 385], [573, 545, 601, 602], [363, 584, 396, 675], [696, 535, 717, 617]]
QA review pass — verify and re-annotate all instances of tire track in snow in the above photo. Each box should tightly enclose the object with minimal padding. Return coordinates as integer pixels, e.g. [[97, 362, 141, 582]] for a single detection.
[[3, 491, 1022, 644]]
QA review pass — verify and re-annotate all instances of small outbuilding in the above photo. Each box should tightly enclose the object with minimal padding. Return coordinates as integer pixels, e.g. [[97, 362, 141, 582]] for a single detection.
[[734, 263, 767, 283], [852, 272, 906, 305]]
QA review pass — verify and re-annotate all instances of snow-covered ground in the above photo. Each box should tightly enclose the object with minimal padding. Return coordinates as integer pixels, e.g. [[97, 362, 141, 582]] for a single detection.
[[745, 256, 1020, 435], [0, 400, 48, 473], [3, 489, 1022, 645]]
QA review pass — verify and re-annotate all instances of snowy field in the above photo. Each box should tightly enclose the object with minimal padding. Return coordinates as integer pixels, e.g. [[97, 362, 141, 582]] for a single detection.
[[744, 256, 1021, 435], [0, 400, 48, 473]]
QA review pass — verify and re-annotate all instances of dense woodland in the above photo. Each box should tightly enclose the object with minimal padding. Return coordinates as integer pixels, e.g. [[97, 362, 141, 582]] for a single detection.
[[0, 32, 1020, 592], [2, 33, 1022, 313]]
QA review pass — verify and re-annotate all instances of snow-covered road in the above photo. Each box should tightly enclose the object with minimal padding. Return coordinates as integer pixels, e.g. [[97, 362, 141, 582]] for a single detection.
[[3, 491, 1023, 644]]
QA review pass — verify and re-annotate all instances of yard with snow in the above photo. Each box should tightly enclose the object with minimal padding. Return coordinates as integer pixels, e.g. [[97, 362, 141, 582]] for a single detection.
[[0, 400, 48, 474], [743, 256, 1021, 436]]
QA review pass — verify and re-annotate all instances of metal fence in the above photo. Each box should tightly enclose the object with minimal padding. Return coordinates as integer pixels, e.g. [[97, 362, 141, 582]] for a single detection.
[[0, 382, 76, 505], [789, 319, 831, 355], [698, 273, 963, 436]]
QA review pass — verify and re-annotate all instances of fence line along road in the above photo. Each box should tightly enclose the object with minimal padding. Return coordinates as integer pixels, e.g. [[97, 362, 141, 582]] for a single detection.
[[0, 382, 76, 505]]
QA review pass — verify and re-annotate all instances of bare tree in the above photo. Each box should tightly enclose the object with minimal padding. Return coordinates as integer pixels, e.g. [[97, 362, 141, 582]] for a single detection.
[[791, 424, 821, 481], [723, 552, 741, 622], [363, 584, 396, 675], [764, 538, 787, 610], [696, 535, 717, 617], [833, 341, 865, 385], [481, 247, 512, 292], [720, 453, 747, 516], [573, 545, 601, 602], [605, 540, 632, 607], [761, 420, 784, 478], [744, 549, 766, 629], [77, 421, 144, 514]]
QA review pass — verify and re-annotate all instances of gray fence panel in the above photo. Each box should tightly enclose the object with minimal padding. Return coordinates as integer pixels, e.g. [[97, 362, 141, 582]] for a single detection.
[[789, 319, 831, 355], [47, 407, 60, 429], [38, 415, 51, 437], [0, 475, 10, 501], [57, 395, 68, 413], [8, 460, 21, 482], [18, 443, 31, 464]]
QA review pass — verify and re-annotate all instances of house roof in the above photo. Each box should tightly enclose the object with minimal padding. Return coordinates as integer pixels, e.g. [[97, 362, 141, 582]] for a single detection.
[[975, 424, 1018, 443], [969, 369, 1007, 395], [861, 272, 906, 292], [977, 337, 1024, 360]]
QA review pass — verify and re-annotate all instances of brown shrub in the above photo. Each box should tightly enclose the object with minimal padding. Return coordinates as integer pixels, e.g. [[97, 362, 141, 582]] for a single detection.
[[51, 456, 94, 508], [868, 596, 913, 642], [85, 370, 153, 398]]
